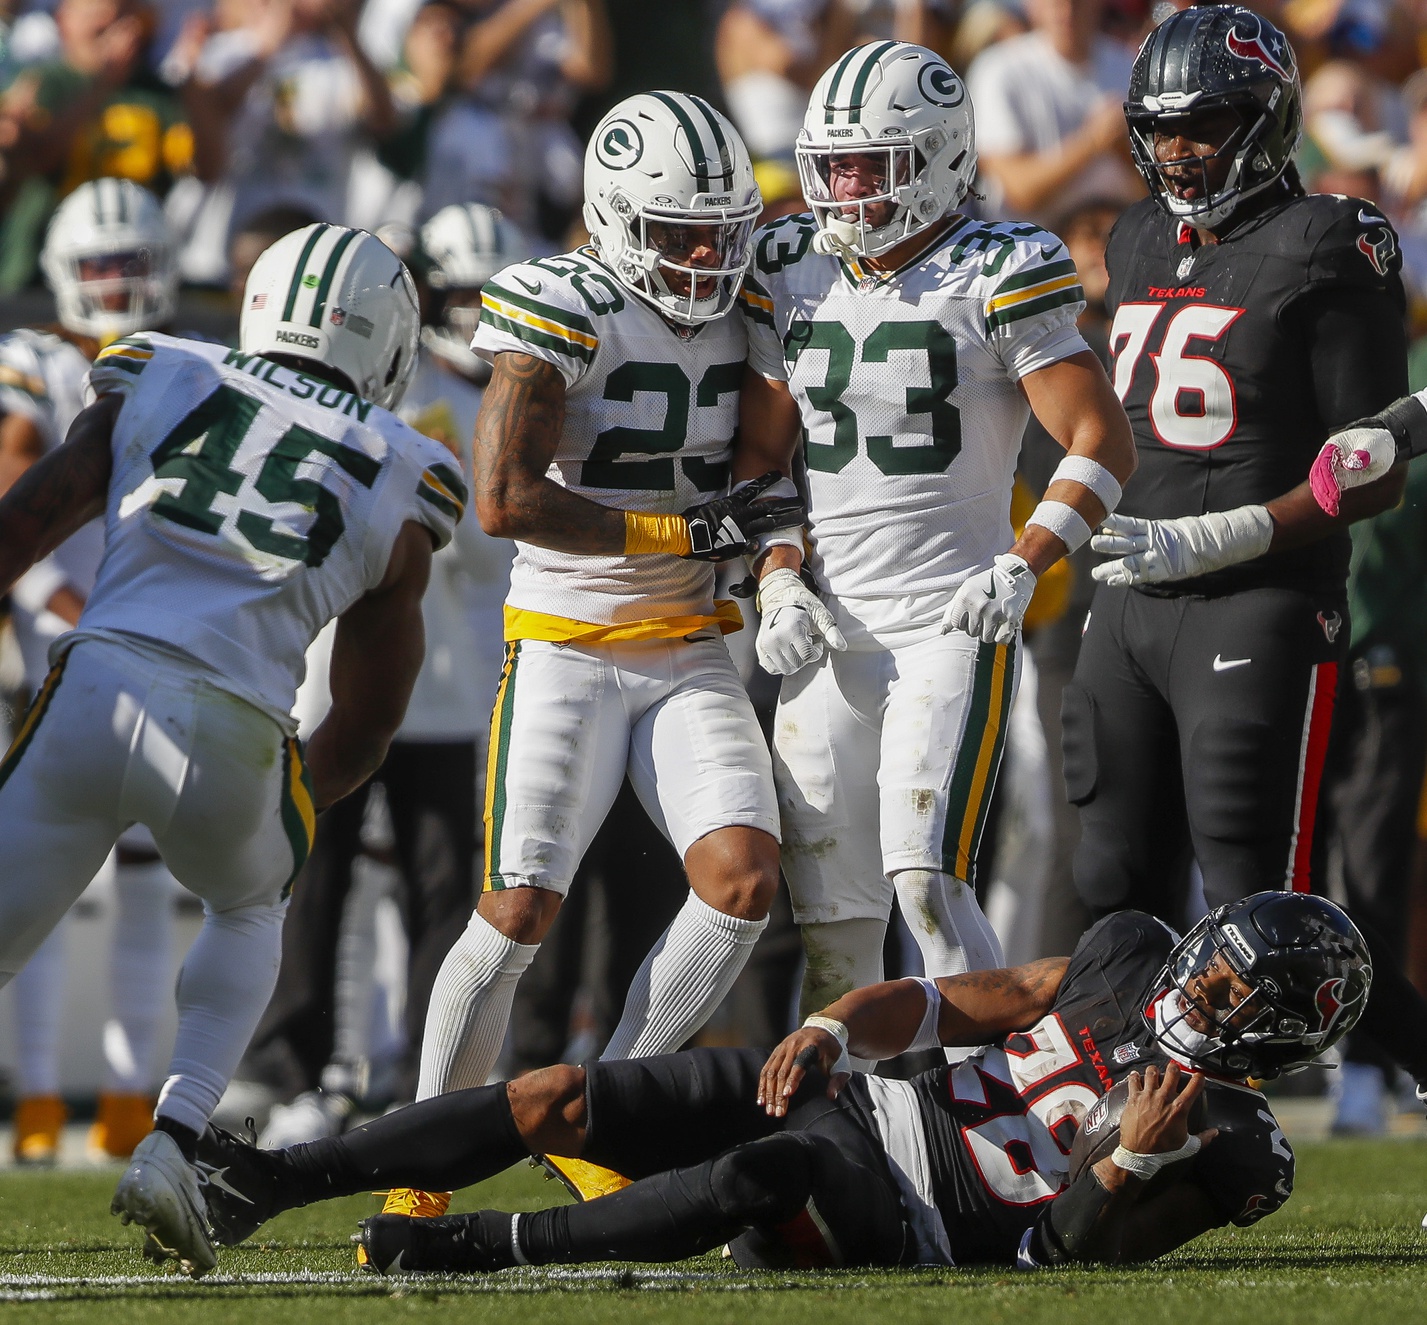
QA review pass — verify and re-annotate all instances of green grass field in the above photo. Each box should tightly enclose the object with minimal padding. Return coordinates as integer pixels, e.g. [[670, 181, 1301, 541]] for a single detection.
[[3, 1140, 1425, 1325]]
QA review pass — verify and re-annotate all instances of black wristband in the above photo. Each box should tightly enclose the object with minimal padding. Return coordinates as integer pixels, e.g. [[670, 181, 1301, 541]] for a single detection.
[[1358, 394, 1427, 461]]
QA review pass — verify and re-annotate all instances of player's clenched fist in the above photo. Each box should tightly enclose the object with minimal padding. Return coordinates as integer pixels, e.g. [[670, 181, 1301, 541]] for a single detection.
[[941, 553, 1035, 644], [755, 568, 847, 675], [683, 471, 807, 561]]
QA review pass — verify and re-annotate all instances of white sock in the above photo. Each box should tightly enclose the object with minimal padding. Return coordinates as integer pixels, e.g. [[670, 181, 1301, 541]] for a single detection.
[[416, 911, 538, 1098], [12, 922, 66, 1097], [601, 893, 767, 1061], [158, 900, 285, 1135], [894, 869, 1004, 980], [797, 917, 886, 1072], [105, 859, 175, 1095]]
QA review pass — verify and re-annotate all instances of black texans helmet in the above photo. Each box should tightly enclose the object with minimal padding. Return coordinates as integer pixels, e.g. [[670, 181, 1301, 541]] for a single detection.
[[1125, 5, 1302, 231], [1145, 892, 1371, 1080]]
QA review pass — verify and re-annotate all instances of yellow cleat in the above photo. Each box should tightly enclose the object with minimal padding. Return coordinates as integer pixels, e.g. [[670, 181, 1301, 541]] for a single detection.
[[538, 1154, 632, 1202], [356, 1188, 451, 1269], [88, 1094, 156, 1160], [13, 1096, 68, 1165]]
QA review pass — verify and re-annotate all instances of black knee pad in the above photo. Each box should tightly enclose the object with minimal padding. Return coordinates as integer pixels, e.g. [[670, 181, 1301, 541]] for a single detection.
[[709, 1133, 815, 1227], [1186, 717, 1278, 841], [1059, 684, 1097, 805], [1072, 830, 1137, 915]]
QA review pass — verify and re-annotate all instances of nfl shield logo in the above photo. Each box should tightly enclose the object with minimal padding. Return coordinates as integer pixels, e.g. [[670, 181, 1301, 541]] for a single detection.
[[858, 276, 878, 293], [1113, 1043, 1140, 1065]]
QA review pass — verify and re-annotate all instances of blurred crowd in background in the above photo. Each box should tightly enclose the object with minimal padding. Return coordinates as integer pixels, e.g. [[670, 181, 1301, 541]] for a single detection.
[[4, 0, 1427, 1149]]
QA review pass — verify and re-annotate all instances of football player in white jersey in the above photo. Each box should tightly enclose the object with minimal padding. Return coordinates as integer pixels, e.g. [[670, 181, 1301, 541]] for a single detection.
[[389, 92, 803, 1223], [735, 43, 1136, 1028], [0, 223, 463, 1277], [0, 179, 184, 1164]]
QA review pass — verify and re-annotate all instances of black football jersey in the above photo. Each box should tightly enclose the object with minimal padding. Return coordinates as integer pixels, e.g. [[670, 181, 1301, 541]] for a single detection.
[[1105, 192, 1406, 597], [904, 912, 1295, 1263]]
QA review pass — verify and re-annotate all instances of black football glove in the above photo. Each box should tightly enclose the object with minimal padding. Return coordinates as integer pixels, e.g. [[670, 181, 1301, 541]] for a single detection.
[[681, 471, 806, 562]]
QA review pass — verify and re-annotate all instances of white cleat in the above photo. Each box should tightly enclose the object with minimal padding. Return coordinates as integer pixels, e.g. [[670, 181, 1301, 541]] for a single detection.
[[111, 1130, 218, 1279]]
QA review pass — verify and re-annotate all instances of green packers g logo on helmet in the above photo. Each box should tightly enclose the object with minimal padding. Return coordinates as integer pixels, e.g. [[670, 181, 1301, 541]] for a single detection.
[[596, 121, 645, 170], [917, 62, 964, 108]]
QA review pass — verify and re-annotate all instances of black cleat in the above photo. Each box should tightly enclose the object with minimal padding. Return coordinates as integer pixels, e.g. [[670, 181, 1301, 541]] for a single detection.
[[194, 1122, 294, 1246], [356, 1210, 519, 1275]]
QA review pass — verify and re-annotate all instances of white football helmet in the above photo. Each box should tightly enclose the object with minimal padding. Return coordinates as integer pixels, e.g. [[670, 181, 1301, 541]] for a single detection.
[[797, 42, 976, 260], [419, 203, 532, 379], [40, 178, 178, 340], [241, 224, 420, 410], [584, 92, 761, 324]]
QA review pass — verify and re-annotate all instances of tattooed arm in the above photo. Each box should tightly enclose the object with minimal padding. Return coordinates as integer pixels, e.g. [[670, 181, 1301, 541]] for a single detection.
[[759, 957, 1070, 1113], [0, 395, 117, 594], [474, 351, 628, 552]]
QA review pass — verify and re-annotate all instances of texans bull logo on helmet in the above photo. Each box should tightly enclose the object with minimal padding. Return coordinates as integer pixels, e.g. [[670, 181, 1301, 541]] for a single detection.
[[1225, 13, 1294, 82], [1313, 976, 1351, 1036]]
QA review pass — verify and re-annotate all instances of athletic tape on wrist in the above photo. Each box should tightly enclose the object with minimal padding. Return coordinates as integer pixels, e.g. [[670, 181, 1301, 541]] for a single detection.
[[1110, 1135, 1202, 1181], [1371, 393, 1427, 461], [624, 510, 692, 557], [1051, 455, 1122, 512], [905, 977, 943, 1051], [1026, 499, 1093, 553]]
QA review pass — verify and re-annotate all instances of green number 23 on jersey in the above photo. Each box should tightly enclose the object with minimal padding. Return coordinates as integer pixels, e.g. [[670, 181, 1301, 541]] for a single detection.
[[789, 318, 961, 476]]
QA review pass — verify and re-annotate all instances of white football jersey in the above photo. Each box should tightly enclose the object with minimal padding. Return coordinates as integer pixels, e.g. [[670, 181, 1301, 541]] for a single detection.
[[471, 246, 748, 640], [742, 213, 1087, 641], [0, 328, 105, 685], [71, 332, 466, 731]]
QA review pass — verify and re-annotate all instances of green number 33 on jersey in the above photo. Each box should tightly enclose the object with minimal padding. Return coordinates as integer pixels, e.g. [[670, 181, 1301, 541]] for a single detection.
[[146, 384, 381, 572], [789, 318, 961, 476]]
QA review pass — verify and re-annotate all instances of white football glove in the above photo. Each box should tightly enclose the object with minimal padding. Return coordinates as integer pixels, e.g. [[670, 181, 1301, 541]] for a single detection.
[[1090, 506, 1274, 587], [941, 553, 1035, 645], [1309, 426, 1397, 517], [755, 567, 847, 676]]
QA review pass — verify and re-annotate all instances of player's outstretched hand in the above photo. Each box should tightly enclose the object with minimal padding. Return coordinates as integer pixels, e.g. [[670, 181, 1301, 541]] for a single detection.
[[1119, 1062, 1218, 1158], [1090, 507, 1273, 587], [757, 1027, 851, 1117], [941, 553, 1035, 644], [682, 471, 807, 562], [755, 567, 846, 675], [1309, 426, 1397, 517]]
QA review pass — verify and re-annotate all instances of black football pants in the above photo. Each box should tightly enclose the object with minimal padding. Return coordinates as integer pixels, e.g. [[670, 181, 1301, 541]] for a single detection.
[[1062, 584, 1344, 920]]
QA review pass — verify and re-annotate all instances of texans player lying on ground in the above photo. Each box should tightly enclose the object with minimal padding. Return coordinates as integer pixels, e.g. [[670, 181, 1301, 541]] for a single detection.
[[195, 893, 1368, 1272]]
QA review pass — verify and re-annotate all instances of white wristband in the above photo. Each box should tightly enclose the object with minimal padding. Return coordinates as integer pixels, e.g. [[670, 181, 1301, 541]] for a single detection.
[[1110, 1135, 1202, 1180], [1026, 499, 1093, 553], [1051, 455, 1122, 513], [905, 977, 943, 1051], [802, 1015, 852, 1076]]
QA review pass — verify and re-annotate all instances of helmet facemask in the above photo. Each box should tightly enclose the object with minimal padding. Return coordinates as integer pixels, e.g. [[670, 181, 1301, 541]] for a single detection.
[[601, 192, 760, 325], [422, 291, 488, 383], [1148, 903, 1371, 1080], [53, 244, 175, 341], [797, 130, 965, 260], [1127, 98, 1289, 232]]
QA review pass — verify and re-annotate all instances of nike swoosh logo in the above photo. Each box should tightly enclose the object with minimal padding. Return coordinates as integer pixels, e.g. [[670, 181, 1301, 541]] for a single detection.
[[1358, 209, 1385, 226], [1212, 655, 1252, 672], [1039, 243, 1062, 261], [194, 1162, 254, 1204], [511, 275, 542, 295]]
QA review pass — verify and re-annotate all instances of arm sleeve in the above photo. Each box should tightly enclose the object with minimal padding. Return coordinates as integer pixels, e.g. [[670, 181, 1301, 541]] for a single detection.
[[985, 233, 1089, 381], [471, 264, 598, 389], [1298, 282, 1409, 433]]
